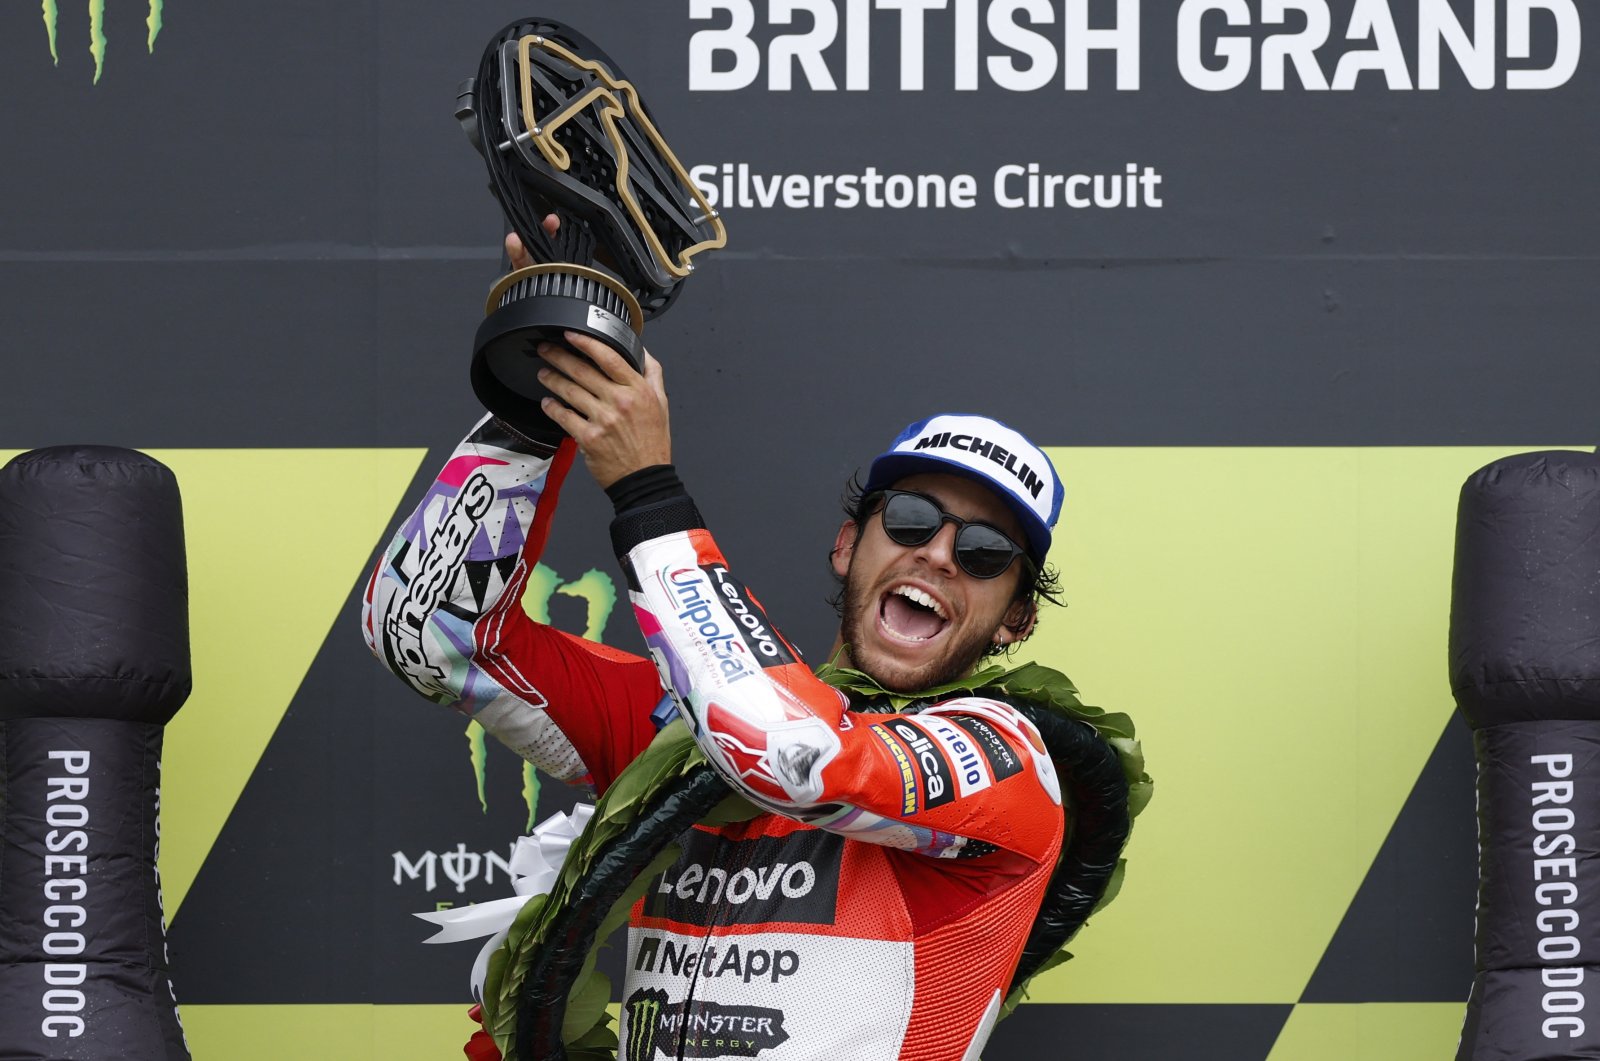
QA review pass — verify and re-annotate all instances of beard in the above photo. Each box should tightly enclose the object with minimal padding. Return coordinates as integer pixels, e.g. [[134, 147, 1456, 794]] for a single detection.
[[837, 563, 998, 694]]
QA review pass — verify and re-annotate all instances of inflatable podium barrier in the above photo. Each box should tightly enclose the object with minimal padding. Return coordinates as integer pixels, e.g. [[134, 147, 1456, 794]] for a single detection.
[[0, 447, 191, 1060], [1451, 450, 1600, 1060]]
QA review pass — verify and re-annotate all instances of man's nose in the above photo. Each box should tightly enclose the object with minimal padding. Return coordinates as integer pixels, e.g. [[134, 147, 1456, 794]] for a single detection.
[[912, 522, 961, 576]]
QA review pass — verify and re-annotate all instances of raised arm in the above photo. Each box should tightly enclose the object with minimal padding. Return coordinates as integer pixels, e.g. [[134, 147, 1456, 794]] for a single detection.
[[537, 333, 1062, 864], [616, 508, 1061, 863], [361, 415, 662, 793]]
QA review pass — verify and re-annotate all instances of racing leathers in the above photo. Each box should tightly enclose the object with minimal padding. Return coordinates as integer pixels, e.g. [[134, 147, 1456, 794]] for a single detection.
[[363, 415, 1066, 1061]]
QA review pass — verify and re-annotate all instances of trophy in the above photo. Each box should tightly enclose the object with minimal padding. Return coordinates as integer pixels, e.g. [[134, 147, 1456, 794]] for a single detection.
[[456, 18, 727, 440]]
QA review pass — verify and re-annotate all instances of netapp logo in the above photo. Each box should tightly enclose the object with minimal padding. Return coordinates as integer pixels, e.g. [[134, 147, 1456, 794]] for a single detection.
[[634, 937, 802, 984], [913, 431, 1045, 499], [688, 0, 1580, 93]]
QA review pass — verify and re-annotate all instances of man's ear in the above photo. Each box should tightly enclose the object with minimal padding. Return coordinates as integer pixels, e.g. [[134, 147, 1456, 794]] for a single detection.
[[1000, 598, 1037, 642], [831, 520, 858, 578]]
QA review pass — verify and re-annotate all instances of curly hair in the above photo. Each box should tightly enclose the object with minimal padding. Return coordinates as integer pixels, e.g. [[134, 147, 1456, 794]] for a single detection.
[[826, 474, 1064, 658]]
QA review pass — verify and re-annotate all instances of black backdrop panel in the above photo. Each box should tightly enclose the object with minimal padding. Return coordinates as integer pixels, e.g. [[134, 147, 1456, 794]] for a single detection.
[[2, 1, 1596, 1057]]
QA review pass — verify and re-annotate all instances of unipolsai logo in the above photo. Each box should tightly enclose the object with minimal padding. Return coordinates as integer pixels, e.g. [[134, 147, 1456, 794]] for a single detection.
[[39, 1, 164, 83], [465, 562, 617, 829]]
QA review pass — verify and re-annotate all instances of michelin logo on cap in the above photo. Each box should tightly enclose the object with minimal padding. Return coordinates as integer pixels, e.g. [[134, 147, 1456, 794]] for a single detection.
[[864, 413, 1063, 563], [913, 426, 1047, 500]]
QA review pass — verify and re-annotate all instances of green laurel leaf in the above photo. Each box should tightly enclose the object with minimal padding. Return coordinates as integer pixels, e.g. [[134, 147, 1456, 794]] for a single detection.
[[562, 969, 612, 1043], [572, 1017, 619, 1050], [483, 718, 728, 1058]]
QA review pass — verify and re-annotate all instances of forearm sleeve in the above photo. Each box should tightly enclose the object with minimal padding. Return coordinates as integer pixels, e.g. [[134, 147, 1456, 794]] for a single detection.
[[362, 415, 662, 790]]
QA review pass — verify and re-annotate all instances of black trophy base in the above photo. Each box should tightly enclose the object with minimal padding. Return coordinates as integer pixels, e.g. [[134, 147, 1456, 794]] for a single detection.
[[471, 290, 645, 443]]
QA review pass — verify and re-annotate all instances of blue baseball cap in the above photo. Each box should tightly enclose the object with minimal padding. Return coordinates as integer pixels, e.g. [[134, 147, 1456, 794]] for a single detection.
[[863, 413, 1062, 564]]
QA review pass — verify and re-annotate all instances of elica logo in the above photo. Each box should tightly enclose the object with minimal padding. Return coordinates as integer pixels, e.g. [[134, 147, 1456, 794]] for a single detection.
[[888, 719, 956, 811], [688, 0, 1581, 93], [38, 1, 164, 83]]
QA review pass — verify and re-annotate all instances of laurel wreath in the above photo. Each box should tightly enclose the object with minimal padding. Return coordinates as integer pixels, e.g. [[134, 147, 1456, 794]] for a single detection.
[[479, 658, 1151, 1059]]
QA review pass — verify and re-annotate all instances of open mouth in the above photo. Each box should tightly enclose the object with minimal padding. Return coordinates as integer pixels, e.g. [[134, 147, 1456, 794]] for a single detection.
[[878, 584, 950, 643]]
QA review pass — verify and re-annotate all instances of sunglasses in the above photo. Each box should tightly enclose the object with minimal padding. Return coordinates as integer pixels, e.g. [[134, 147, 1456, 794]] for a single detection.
[[867, 490, 1033, 580]]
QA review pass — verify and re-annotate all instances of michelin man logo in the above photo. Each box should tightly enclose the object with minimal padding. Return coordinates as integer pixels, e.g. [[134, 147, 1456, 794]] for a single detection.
[[40, 0, 163, 83]]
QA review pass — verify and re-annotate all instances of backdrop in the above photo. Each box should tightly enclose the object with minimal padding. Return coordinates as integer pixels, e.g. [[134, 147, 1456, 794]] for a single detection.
[[2, 1, 1595, 1058]]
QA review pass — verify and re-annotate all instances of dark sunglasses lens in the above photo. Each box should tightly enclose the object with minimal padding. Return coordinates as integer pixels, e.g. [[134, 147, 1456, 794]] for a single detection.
[[880, 492, 1022, 579], [955, 526, 1018, 578], [880, 493, 941, 546]]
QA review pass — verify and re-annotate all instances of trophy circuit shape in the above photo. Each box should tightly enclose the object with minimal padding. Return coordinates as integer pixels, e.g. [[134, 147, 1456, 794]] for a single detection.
[[456, 17, 727, 440]]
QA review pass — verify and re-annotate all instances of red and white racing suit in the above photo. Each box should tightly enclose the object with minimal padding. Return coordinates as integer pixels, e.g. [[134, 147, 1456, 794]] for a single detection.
[[363, 416, 1066, 1061]]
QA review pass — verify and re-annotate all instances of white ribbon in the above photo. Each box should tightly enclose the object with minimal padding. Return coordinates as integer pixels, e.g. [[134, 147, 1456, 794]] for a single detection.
[[412, 803, 595, 1004]]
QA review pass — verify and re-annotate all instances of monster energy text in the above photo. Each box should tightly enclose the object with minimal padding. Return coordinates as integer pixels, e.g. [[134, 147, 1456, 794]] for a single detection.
[[625, 989, 790, 1058]]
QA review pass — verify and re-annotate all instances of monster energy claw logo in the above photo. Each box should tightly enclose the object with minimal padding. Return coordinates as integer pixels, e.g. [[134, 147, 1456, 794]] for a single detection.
[[626, 988, 669, 1060], [625, 989, 790, 1059], [40, 0, 163, 83], [467, 561, 619, 829]]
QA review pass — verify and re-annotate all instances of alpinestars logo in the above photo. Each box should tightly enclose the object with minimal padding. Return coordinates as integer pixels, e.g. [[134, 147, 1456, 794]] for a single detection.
[[39, 1, 163, 83], [625, 988, 790, 1058], [387, 470, 496, 696]]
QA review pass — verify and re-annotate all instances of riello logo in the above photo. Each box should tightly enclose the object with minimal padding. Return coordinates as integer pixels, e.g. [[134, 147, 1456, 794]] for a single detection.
[[40, 0, 163, 83]]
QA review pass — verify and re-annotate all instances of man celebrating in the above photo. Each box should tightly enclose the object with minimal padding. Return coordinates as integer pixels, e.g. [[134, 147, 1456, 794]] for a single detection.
[[364, 281, 1104, 1059]]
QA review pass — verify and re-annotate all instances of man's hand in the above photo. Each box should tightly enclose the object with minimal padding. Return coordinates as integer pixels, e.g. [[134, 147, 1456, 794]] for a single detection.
[[506, 232, 534, 271], [506, 213, 669, 489], [537, 335, 670, 489], [504, 211, 556, 271]]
